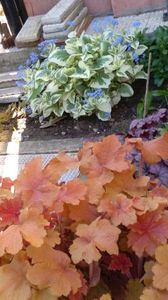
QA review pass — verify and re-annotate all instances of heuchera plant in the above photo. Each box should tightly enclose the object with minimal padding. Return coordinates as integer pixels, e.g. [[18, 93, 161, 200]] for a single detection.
[[20, 29, 147, 122], [0, 133, 168, 299]]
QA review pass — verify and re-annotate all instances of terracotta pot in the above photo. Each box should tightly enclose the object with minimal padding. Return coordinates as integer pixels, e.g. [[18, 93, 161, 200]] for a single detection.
[[111, 0, 166, 17], [84, 0, 112, 16], [23, 0, 59, 16]]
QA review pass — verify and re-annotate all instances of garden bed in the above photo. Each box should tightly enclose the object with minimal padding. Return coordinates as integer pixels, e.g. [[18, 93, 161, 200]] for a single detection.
[[0, 81, 146, 143]]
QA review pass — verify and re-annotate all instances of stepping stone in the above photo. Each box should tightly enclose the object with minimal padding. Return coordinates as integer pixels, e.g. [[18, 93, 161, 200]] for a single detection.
[[43, 7, 88, 40], [42, 0, 79, 25], [43, 1, 83, 34], [15, 15, 42, 48]]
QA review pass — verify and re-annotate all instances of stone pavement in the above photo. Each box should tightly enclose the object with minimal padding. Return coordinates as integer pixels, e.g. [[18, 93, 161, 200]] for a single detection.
[[86, 9, 168, 34]]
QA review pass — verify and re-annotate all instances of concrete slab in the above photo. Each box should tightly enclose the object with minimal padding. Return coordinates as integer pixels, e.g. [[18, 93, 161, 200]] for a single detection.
[[15, 15, 42, 48], [0, 71, 20, 89], [43, 7, 88, 40], [0, 47, 38, 73], [43, 1, 83, 34], [0, 87, 22, 103], [42, 0, 79, 25], [0, 138, 86, 155], [86, 9, 168, 35]]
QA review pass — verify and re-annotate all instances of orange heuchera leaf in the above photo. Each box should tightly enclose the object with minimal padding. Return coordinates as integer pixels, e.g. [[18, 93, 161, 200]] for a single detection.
[[0, 208, 48, 256], [69, 272, 88, 300], [128, 211, 168, 257], [142, 261, 155, 287], [135, 196, 167, 215], [70, 218, 120, 264], [68, 200, 98, 224], [85, 170, 113, 205], [44, 152, 79, 183], [140, 287, 168, 300], [78, 142, 103, 177], [152, 244, 168, 291], [44, 229, 60, 247], [0, 252, 31, 300], [54, 179, 87, 213], [0, 177, 13, 189], [105, 167, 149, 198], [31, 289, 58, 300], [0, 197, 22, 227], [93, 135, 130, 172], [130, 132, 168, 164], [149, 186, 168, 199], [15, 158, 59, 208], [99, 294, 112, 300], [98, 194, 137, 226], [109, 253, 133, 275], [27, 244, 82, 297]]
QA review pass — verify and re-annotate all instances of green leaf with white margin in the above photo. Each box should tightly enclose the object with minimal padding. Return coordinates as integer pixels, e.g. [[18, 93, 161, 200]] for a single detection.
[[55, 69, 68, 84], [69, 61, 91, 79], [119, 83, 134, 97], [45, 81, 59, 94], [90, 71, 112, 89], [135, 71, 147, 80], [48, 49, 69, 66], [96, 111, 111, 121], [91, 55, 113, 70], [96, 97, 111, 112], [135, 45, 148, 56]]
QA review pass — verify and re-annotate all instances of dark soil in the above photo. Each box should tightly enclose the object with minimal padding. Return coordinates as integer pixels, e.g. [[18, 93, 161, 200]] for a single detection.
[[21, 80, 146, 142], [0, 80, 164, 143]]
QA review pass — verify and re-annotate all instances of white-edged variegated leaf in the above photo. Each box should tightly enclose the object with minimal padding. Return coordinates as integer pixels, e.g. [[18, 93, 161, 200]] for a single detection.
[[119, 83, 134, 97], [135, 71, 147, 80], [91, 55, 113, 70], [96, 99, 111, 112], [90, 72, 112, 88], [48, 49, 69, 66], [96, 111, 111, 121], [69, 62, 91, 79]]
